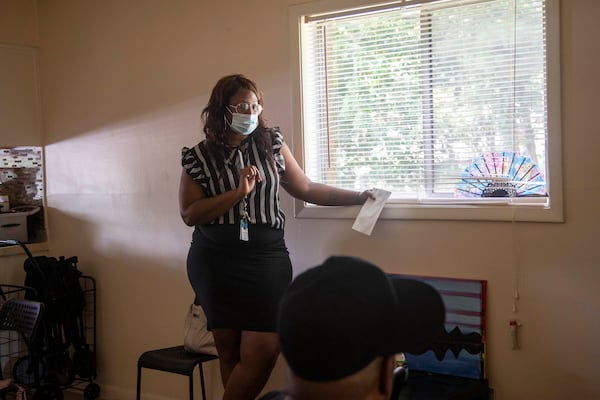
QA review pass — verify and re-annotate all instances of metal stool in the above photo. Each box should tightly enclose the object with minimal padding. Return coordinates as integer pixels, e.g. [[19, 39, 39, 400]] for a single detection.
[[136, 345, 217, 400]]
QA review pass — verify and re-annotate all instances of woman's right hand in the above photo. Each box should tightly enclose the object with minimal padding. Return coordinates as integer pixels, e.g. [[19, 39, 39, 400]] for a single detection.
[[238, 165, 262, 196]]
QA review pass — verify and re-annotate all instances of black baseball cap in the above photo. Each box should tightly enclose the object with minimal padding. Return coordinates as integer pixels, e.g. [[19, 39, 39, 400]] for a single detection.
[[277, 256, 446, 382]]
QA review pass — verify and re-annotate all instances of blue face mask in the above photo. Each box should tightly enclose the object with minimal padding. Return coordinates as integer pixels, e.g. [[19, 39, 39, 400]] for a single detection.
[[228, 111, 259, 136]]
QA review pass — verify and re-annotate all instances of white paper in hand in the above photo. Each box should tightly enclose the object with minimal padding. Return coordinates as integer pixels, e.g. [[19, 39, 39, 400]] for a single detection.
[[352, 188, 391, 236]]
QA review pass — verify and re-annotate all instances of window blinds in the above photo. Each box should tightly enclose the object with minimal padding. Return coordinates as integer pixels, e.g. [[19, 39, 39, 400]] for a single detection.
[[300, 0, 547, 202]]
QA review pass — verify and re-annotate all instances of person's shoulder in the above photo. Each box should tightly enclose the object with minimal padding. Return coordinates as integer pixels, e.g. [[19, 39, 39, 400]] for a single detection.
[[271, 126, 283, 137], [264, 127, 284, 146], [256, 390, 288, 400], [181, 140, 208, 157]]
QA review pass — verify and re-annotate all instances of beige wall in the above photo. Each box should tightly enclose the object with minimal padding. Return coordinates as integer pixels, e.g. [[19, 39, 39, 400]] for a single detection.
[[1, 0, 599, 399], [0, 0, 38, 47]]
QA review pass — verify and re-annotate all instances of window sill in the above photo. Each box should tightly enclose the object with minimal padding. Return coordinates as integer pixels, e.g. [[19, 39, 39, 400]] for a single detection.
[[294, 198, 564, 223]]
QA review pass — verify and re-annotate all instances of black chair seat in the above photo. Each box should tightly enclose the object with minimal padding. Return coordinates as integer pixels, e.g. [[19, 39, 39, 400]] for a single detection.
[[136, 345, 218, 400], [138, 346, 217, 375]]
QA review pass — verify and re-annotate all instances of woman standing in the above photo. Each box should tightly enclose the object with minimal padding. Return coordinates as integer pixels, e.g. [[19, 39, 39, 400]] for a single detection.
[[179, 74, 373, 400]]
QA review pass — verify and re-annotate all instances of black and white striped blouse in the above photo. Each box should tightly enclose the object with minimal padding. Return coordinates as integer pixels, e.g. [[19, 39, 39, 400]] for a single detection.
[[181, 129, 286, 229]]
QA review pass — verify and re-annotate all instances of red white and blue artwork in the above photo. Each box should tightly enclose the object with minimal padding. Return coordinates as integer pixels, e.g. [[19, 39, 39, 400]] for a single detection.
[[388, 274, 487, 380]]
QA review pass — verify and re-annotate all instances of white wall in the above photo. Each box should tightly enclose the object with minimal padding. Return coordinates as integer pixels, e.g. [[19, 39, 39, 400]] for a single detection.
[[1, 0, 599, 399]]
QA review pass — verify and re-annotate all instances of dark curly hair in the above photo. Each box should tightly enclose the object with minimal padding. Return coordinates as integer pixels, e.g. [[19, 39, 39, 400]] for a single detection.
[[202, 74, 275, 165]]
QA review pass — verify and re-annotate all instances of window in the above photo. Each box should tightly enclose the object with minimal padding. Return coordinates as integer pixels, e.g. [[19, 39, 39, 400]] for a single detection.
[[290, 0, 562, 222]]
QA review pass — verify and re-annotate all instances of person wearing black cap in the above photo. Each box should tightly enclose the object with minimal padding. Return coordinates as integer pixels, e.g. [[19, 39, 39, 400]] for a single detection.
[[259, 255, 446, 400]]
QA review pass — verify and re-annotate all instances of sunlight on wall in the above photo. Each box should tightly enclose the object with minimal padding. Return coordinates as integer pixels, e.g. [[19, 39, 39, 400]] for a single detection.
[[44, 97, 207, 264]]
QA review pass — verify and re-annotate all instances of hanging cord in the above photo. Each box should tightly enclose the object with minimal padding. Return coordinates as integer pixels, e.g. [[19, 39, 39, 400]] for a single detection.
[[510, 207, 520, 314], [510, 204, 523, 350], [510, 0, 520, 315]]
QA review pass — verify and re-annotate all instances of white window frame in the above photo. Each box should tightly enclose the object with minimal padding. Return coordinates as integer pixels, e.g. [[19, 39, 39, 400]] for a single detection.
[[289, 0, 562, 222]]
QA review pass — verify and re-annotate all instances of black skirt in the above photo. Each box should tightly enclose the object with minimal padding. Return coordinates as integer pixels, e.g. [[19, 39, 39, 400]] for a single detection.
[[186, 224, 292, 332]]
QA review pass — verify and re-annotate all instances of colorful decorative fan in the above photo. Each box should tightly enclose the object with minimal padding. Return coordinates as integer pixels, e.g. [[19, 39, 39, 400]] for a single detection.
[[455, 151, 546, 198]]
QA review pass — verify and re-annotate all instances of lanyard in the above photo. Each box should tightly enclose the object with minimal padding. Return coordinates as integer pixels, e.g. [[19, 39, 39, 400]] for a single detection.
[[238, 149, 250, 241]]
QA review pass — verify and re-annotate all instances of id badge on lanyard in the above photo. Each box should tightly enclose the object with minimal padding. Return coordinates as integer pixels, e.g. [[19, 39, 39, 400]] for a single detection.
[[240, 215, 249, 241]]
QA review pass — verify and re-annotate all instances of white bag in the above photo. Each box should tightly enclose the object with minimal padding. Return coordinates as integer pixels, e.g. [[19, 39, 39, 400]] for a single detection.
[[183, 303, 218, 356]]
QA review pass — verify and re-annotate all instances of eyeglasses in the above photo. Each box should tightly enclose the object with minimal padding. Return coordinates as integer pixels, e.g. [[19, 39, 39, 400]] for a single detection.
[[228, 102, 263, 115]]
